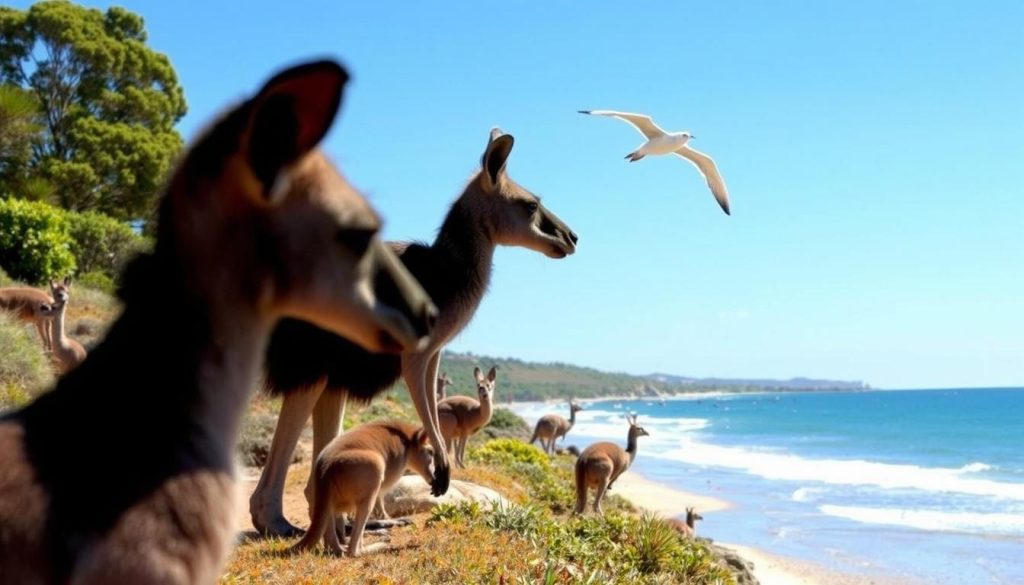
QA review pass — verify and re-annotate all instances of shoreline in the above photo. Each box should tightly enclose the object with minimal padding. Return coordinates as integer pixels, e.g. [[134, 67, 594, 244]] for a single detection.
[[615, 469, 914, 585]]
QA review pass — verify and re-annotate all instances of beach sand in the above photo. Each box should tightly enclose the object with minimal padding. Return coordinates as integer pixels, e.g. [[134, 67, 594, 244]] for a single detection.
[[615, 470, 916, 585]]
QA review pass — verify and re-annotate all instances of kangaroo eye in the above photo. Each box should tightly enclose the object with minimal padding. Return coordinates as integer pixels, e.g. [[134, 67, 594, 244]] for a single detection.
[[335, 227, 375, 256], [525, 201, 539, 214]]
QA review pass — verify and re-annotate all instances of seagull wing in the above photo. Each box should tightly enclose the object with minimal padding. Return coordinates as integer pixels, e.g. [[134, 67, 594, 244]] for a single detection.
[[579, 110, 668, 140], [675, 145, 731, 215]]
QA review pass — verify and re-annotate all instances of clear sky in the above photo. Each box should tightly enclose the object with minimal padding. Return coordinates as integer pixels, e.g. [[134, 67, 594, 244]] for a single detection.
[[20, 1, 1023, 389]]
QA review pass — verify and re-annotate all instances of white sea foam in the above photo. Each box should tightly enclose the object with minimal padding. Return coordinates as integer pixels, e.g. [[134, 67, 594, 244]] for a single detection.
[[653, 438, 1024, 501], [819, 504, 1024, 535]]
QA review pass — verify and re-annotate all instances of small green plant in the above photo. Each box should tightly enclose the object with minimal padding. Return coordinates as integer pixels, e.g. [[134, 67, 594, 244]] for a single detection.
[[469, 437, 550, 468], [427, 501, 483, 525], [76, 271, 116, 294]]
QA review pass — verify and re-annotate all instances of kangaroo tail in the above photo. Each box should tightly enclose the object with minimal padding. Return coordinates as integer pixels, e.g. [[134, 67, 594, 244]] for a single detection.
[[573, 456, 587, 513]]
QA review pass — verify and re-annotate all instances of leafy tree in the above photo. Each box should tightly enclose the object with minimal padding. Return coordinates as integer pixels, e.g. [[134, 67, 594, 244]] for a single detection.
[[0, 1, 186, 220], [0, 84, 42, 194]]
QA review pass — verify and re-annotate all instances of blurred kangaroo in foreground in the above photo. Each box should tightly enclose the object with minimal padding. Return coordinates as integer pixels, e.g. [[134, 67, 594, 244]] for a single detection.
[[530, 399, 583, 455], [0, 278, 71, 351], [251, 128, 579, 536], [573, 414, 649, 515], [291, 421, 434, 557], [0, 59, 436, 585], [39, 301, 86, 374], [438, 366, 497, 468], [666, 507, 704, 538]]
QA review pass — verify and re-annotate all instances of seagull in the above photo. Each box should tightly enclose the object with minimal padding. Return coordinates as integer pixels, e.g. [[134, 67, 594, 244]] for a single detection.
[[579, 110, 731, 215]]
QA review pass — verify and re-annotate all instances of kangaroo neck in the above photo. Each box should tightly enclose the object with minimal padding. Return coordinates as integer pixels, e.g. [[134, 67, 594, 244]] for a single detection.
[[430, 199, 496, 317], [626, 432, 639, 465], [567, 408, 577, 430], [52, 304, 69, 348]]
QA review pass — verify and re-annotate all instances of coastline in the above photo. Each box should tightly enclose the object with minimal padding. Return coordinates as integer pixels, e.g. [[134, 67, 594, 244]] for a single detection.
[[615, 469, 915, 585]]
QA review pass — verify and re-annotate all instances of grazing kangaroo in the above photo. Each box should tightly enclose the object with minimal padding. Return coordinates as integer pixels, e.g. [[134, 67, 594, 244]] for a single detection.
[[666, 507, 704, 538], [39, 301, 87, 374], [251, 127, 579, 536], [0, 60, 437, 585], [436, 371, 453, 401], [530, 400, 583, 455], [437, 366, 496, 468], [573, 414, 649, 515], [291, 421, 434, 557], [0, 278, 71, 351]]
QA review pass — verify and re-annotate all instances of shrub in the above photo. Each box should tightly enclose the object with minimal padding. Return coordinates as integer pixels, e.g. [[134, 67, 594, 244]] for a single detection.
[[470, 438, 550, 468], [481, 407, 531, 440], [237, 410, 306, 467], [0, 197, 76, 283], [0, 265, 11, 286], [65, 210, 150, 277], [0, 312, 53, 410], [76, 271, 116, 295]]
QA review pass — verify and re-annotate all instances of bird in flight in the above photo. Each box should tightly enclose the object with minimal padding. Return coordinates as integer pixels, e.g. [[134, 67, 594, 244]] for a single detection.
[[579, 110, 731, 215]]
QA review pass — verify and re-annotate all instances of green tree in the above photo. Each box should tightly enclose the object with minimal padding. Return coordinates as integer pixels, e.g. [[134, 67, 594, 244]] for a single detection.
[[0, 1, 186, 220], [0, 84, 43, 194]]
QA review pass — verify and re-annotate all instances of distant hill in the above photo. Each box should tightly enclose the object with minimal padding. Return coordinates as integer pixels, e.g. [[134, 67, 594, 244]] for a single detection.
[[428, 351, 870, 403]]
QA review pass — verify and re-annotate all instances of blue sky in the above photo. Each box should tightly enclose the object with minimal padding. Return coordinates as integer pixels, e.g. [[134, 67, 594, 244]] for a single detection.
[[23, 1, 1023, 389]]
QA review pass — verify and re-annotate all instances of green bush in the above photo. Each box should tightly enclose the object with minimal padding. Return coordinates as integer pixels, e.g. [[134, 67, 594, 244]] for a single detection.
[[65, 210, 150, 277], [0, 265, 11, 286], [0, 198, 76, 283], [0, 312, 53, 410], [76, 271, 116, 295], [470, 438, 550, 468]]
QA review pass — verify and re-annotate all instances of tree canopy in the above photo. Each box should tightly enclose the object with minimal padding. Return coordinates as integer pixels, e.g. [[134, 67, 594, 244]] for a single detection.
[[0, 1, 186, 220]]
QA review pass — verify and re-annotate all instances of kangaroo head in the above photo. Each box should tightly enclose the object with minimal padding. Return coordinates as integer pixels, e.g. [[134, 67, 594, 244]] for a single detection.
[[627, 414, 650, 439], [569, 400, 584, 414], [49, 277, 71, 305], [160, 60, 435, 353], [436, 372, 453, 399], [473, 365, 498, 402], [409, 428, 437, 484], [469, 128, 578, 259]]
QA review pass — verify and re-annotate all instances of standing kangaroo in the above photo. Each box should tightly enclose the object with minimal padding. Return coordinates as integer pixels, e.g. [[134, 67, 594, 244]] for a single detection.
[[0, 60, 436, 585], [437, 366, 496, 468], [0, 278, 71, 351], [530, 400, 584, 455], [39, 301, 86, 374], [573, 415, 649, 515], [666, 507, 704, 538], [250, 127, 579, 536], [291, 421, 434, 557]]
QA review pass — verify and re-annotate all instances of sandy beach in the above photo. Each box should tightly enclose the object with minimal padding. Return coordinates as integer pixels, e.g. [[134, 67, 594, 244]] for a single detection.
[[615, 470, 917, 585]]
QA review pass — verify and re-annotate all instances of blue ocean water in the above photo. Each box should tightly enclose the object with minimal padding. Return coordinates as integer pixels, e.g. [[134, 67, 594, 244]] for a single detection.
[[513, 388, 1024, 585]]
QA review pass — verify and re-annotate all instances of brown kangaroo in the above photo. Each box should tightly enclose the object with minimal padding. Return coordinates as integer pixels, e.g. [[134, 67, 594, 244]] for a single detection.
[[437, 366, 496, 468], [573, 414, 649, 515], [666, 507, 704, 538], [530, 399, 584, 455], [291, 421, 434, 557], [250, 127, 579, 536], [39, 301, 87, 374], [0, 278, 71, 351], [436, 371, 453, 401], [0, 60, 436, 585]]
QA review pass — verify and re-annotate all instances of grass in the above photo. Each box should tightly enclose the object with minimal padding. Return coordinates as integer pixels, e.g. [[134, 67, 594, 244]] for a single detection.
[[0, 311, 54, 409]]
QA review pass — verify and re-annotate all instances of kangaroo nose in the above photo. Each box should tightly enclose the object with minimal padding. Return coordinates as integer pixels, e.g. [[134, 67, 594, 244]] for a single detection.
[[567, 230, 579, 245], [416, 302, 438, 338]]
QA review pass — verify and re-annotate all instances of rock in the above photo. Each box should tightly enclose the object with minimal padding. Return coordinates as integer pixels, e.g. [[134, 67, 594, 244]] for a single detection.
[[709, 543, 760, 585], [381, 476, 509, 516]]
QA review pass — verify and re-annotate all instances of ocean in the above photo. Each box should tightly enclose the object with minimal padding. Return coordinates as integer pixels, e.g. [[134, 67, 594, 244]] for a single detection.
[[511, 388, 1024, 585]]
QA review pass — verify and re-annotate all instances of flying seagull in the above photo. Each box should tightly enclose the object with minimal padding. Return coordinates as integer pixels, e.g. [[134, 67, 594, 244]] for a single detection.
[[579, 110, 731, 215]]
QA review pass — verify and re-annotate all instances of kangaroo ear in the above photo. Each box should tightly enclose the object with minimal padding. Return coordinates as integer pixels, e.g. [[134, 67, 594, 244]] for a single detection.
[[246, 60, 349, 196], [480, 128, 514, 191], [63, 276, 72, 287], [487, 366, 498, 382], [473, 366, 484, 384], [416, 428, 430, 445]]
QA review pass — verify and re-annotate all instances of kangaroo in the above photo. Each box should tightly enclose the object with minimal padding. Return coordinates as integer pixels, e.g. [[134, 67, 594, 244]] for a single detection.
[[666, 507, 704, 538], [437, 366, 496, 468], [250, 127, 579, 536], [573, 414, 649, 515], [530, 399, 583, 455], [291, 421, 434, 557], [39, 301, 87, 374], [436, 371, 453, 401], [0, 278, 71, 351], [0, 60, 436, 585]]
